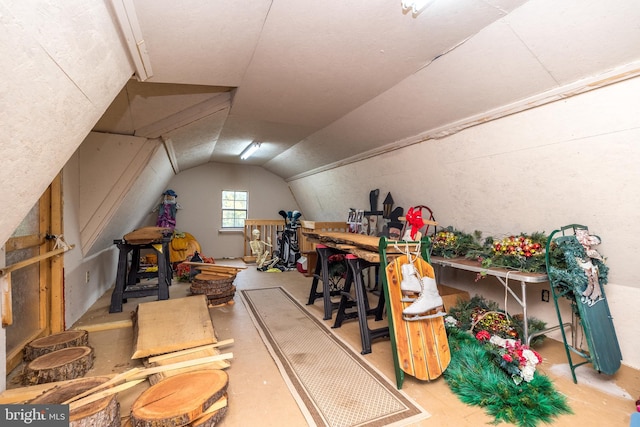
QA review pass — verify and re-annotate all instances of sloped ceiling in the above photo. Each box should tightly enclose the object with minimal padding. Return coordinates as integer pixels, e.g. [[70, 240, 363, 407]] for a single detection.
[[95, 0, 640, 179]]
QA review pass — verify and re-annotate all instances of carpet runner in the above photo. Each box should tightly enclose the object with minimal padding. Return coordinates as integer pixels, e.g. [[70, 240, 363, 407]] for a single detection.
[[241, 287, 429, 427]]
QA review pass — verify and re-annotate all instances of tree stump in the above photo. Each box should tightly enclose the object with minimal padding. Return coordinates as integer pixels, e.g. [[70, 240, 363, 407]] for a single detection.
[[23, 346, 94, 385], [30, 376, 120, 427], [24, 330, 89, 362], [130, 370, 228, 427], [190, 273, 236, 305]]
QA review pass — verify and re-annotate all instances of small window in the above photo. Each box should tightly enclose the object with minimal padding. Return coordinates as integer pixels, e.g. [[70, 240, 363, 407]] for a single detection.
[[221, 190, 248, 228]]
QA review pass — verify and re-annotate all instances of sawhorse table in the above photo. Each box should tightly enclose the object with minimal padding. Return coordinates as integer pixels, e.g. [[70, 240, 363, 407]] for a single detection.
[[109, 229, 173, 313]]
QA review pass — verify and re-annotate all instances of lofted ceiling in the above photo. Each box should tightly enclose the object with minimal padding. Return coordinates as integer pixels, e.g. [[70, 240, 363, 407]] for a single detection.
[[94, 0, 640, 180]]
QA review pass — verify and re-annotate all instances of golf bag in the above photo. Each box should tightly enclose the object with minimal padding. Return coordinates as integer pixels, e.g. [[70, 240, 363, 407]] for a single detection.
[[274, 210, 302, 270]]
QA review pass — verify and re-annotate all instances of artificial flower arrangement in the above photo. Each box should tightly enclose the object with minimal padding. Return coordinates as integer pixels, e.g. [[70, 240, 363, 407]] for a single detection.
[[475, 330, 543, 384], [175, 252, 216, 282]]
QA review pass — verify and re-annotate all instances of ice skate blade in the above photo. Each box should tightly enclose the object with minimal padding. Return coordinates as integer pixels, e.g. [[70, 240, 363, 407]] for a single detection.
[[402, 309, 447, 321]]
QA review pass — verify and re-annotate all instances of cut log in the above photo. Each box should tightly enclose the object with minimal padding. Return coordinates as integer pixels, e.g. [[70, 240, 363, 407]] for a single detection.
[[130, 370, 228, 427], [29, 376, 121, 427], [24, 330, 89, 362], [23, 346, 94, 386], [204, 294, 235, 306]]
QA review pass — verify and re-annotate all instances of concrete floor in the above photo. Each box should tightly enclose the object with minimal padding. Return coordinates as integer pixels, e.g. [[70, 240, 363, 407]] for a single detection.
[[7, 258, 640, 426]]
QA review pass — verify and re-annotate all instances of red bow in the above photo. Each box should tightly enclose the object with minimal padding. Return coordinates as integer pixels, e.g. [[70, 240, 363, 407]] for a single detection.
[[405, 207, 423, 240]]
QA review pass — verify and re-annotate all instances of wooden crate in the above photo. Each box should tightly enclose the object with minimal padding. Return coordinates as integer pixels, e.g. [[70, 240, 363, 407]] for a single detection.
[[243, 219, 287, 262], [437, 284, 470, 312]]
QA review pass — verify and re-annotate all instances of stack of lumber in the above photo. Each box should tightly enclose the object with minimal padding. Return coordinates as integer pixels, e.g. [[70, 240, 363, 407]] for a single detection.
[[130, 295, 233, 425], [184, 262, 246, 306], [2, 296, 234, 426]]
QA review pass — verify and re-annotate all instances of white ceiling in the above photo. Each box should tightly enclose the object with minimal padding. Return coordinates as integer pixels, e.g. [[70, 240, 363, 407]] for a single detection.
[[94, 0, 640, 179]]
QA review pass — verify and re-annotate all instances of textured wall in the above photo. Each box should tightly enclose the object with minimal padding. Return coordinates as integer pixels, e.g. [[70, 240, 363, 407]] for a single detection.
[[289, 76, 640, 368]]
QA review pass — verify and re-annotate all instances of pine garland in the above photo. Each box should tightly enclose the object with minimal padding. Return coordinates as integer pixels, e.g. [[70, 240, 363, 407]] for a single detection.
[[444, 328, 572, 427]]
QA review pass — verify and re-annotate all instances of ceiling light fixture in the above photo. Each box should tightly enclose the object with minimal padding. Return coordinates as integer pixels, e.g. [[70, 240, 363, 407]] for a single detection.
[[240, 141, 261, 160], [401, 0, 433, 16]]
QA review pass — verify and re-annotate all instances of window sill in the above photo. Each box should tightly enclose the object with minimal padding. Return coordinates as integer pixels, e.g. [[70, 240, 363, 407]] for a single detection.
[[218, 228, 244, 234]]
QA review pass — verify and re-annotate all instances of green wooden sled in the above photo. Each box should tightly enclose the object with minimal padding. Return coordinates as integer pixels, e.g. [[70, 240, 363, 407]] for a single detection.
[[545, 224, 622, 383]]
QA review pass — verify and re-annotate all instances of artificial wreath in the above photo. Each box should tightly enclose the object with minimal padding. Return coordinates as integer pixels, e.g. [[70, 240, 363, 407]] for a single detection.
[[466, 232, 548, 273], [430, 226, 482, 258]]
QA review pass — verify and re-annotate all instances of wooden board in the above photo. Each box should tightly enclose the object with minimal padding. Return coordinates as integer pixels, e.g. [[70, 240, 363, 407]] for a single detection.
[[132, 295, 216, 359], [130, 370, 228, 427], [385, 255, 450, 381], [303, 231, 420, 255], [124, 227, 173, 244], [145, 347, 231, 386]]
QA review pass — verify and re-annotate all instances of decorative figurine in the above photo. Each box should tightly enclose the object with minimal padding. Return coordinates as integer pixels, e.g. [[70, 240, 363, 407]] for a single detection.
[[155, 189, 181, 229]]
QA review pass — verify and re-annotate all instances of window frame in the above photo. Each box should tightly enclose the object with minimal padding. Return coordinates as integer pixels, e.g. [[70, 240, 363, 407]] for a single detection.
[[221, 190, 248, 229]]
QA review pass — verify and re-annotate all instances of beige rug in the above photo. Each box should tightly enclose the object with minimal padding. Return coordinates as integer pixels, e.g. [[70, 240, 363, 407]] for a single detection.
[[241, 287, 430, 427]]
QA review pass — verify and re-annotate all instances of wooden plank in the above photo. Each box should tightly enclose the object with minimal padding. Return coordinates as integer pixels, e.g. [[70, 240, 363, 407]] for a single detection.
[[68, 379, 145, 412], [145, 347, 231, 385], [74, 319, 133, 333], [123, 226, 173, 244], [183, 262, 246, 271], [0, 246, 74, 277], [50, 173, 64, 333], [132, 295, 216, 359], [147, 339, 234, 363]]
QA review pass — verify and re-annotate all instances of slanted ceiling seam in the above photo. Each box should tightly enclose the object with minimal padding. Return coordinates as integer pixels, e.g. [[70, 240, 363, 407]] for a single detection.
[[285, 60, 640, 182]]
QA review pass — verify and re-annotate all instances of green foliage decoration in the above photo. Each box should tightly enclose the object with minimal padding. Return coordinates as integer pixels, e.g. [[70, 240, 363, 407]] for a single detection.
[[444, 328, 572, 427], [447, 295, 547, 346], [431, 226, 483, 258], [466, 232, 548, 273], [547, 235, 608, 300]]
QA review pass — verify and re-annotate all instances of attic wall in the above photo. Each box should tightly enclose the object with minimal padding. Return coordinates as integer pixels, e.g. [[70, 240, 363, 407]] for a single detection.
[[288, 76, 640, 369], [155, 163, 300, 260], [63, 133, 175, 327], [0, 0, 134, 246]]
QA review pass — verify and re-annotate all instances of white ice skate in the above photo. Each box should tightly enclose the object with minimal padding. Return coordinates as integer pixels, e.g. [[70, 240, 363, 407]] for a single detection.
[[400, 262, 422, 302], [402, 276, 446, 321]]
